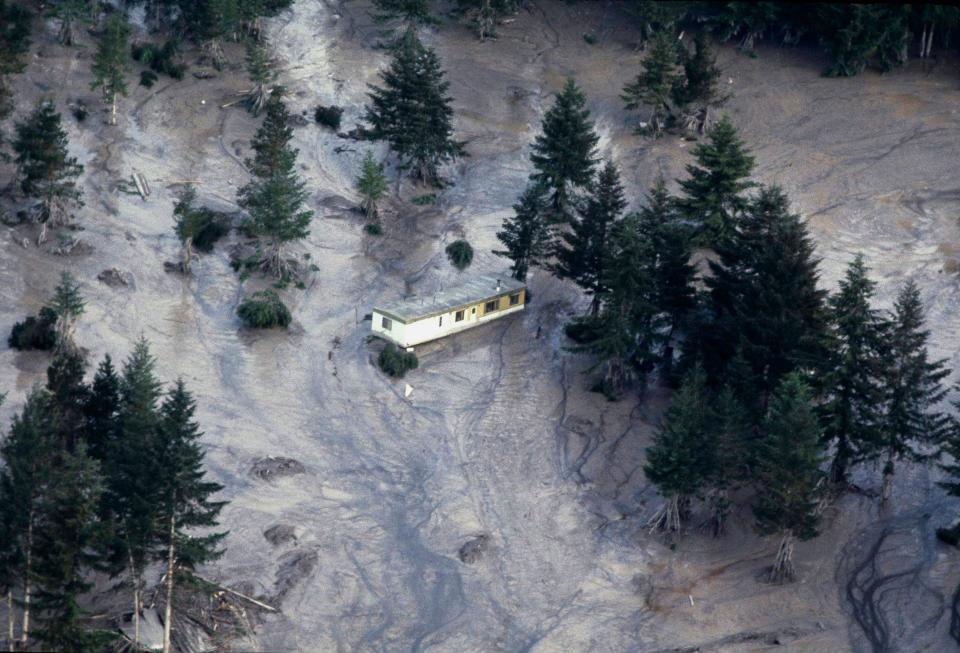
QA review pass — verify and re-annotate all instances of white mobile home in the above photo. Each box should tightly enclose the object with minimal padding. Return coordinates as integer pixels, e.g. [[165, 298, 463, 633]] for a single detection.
[[371, 275, 526, 348]]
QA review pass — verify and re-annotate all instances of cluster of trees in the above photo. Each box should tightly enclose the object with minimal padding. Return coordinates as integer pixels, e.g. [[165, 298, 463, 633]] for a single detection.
[[371, 0, 518, 41], [628, 2, 960, 76], [2, 304, 226, 653], [494, 78, 956, 581]]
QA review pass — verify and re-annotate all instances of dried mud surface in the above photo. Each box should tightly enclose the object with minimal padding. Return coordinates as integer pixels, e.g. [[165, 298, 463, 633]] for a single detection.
[[2, 1, 960, 651]]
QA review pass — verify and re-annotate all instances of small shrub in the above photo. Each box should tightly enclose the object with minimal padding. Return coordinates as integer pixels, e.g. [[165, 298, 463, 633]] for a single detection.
[[71, 105, 88, 122], [314, 104, 343, 130], [8, 307, 57, 351], [139, 70, 158, 88], [445, 239, 473, 270], [237, 290, 291, 329], [582, 33, 597, 45], [132, 40, 186, 80], [364, 222, 383, 236], [378, 343, 418, 378], [411, 193, 436, 206]]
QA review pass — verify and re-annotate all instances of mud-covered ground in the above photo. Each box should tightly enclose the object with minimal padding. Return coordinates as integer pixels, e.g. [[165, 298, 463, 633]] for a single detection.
[[2, 1, 960, 651]]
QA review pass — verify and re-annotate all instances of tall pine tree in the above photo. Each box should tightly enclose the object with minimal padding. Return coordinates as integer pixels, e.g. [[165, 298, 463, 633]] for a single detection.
[[152, 380, 226, 653], [13, 101, 85, 243], [674, 114, 754, 245], [644, 364, 712, 534], [819, 254, 888, 486], [876, 280, 950, 503], [47, 0, 92, 46], [90, 11, 129, 126], [0, 1, 31, 160], [238, 88, 313, 278], [356, 150, 389, 221], [529, 78, 599, 218], [554, 161, 627, 315], [621, 30, 682, 136], [48, 271, 85, 354], [753, 372, 824, 584], [494, 181, 552, 282], [364, 29, 465, 185]]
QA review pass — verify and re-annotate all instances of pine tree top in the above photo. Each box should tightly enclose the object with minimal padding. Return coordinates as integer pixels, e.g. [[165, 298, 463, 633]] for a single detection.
[[13, 100, 84, 197], [90, 11, 130, 100], [356, 150, 388, 201], [0, 0, 32, 77], [49, 270, 86, 320], [530, 77, 599, 196]]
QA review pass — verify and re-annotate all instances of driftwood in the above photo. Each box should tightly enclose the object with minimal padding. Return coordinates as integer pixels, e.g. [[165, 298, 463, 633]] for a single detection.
[[194, 575, 278, 613], [131, 172, 150, 200]]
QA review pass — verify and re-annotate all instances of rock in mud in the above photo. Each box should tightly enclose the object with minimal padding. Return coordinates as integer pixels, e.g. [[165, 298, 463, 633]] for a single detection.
[[458, 534, 490, 564], [250, 456, 306, 482], [98, 268, 133, 287], [163, 260, 186, 274], [263, 524, 298, 546], [271, 547, 319, 604]]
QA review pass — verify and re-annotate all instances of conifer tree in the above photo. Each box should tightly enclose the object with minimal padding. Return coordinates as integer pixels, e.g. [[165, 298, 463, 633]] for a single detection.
[[554, 161, 627, 315], [705, 386, 749, 536], [753, 372, 824, 584], [83, 354, 121, 464], [0, 1, 31, 159], [238, 89, 313, 278], [494, 181, 552, 282], [700, 186, 827, 407], [0, 389, 58, 649], [13, 101, 85, 244], [644, 364, 712, 534], [356, 151, 389, 220], [455, 0, 516, 41], [674, 114, 754, 244], [46, 349, 90, 450], [242, 39, 273, 116], [674, 33, 725, 133], [102, 340, 164, 648], [47, 0, 92, 46], [530, 77, 598, 218], [90, 11, 129, 126], [635, 177, 695, 339], [47, 271, 85, 354], [709, 1, 780, 55], [937, 388, 960, 537], [152, 380, 226, 653], [876, 280, 950, 503], [364, 30, 465, 185], [370, 0, 435, 34], [621, 31, 681, 136], [819, 254, 888, 486], [30, 443, 112, 653], [567, 213, 663, 395]]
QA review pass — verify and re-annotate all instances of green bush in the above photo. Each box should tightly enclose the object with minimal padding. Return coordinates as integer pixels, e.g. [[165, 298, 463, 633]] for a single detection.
[[314, 104, 343, 130], [237, 290, 291, 329], [412, 193, 436, 206], [139, 69, 158, 88], [378, 343, 418, 378], [191, 212, 230, 252], [582, 33, 597, 45], [8, 307, 57, 351], [132, 39, 186, 80], [445, 239, 473, 270], [364, 222, 383, 236]]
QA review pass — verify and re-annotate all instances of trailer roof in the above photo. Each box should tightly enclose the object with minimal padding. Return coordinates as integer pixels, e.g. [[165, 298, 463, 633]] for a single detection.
[[373, 274, 525, 323]]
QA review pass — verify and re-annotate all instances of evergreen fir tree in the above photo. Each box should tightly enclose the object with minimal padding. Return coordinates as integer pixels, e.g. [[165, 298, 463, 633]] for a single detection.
[[567, 213, 663, 396], [83, 354, 121, 465], [152, 380, 226, 653], [700, 186, 828, 407], [46, 271, 85, 355], [753, 372, 824, 584], [673, 32, 726, 134], [876, 280, 950, 503], [674, 114, 754, 244], [370, 0, 435, 34], [709, 1, 780, 55], [554, 161, 627, 315], [530, 77, 599, 218], [46, 349, 90, 450], [102, 339, 164, 649], [455, 0, 516, 41], [238, 89, 313, 278], [90, 11, 129, 126], [643, 364, 712, 534], [704, 386, 749, 536], [819, 254, 888, 486], [635, 177, 695, 339], [364, 30, 465, 185], [242, 39, 273, 116], [0, 1, 31, 160], [494, 181, 552, 282], [621, 31, 682, 136], [13, 101, 85, 243], [30, 443, 113, 653], [0, 388, 59, 649], [47, 0, 92, 46], [356, 150, 389, 220], [818, 4, 911, 76]]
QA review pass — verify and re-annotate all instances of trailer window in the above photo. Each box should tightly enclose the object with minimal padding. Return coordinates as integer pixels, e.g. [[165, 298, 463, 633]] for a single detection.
[[381, 317, 392, 330], [484, 300, 498, 314], [509, 292, 521, 306], [455, 310, 465, 322]]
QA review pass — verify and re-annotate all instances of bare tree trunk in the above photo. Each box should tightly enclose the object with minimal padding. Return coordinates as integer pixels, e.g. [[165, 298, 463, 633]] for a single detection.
[[881, 451, 895, 506], [111, 95, 117, 126], [36, 220, 48, 247], [129, 549, 141, 647], [7, 589, 14, 652], [162, 516, 176, 653], [769, 530, 796, 583], [20, 515, 32, 647]]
